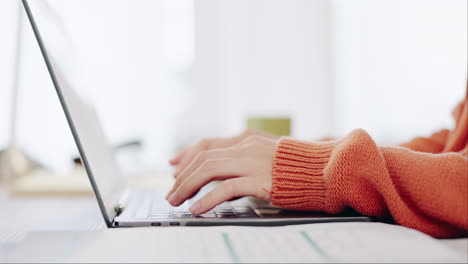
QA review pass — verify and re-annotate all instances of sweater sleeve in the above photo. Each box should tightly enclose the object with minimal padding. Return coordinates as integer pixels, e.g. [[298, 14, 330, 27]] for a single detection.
[[399, 129, 450, 153], [271, 129, 468, 238]]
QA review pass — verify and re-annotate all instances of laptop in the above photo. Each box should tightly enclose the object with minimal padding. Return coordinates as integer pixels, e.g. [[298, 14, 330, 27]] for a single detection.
[[22, 0, 370, 227]]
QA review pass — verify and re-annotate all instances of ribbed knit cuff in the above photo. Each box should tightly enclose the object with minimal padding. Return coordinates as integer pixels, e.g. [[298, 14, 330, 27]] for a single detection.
[[271, 137, 338, 211]]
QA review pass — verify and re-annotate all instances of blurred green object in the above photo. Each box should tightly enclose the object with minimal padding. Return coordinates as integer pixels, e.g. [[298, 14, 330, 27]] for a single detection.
[[247, 117, 291, 136]]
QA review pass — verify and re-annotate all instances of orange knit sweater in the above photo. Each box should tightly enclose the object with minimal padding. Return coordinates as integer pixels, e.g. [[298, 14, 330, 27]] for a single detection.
[[271, 94, 468, 238]]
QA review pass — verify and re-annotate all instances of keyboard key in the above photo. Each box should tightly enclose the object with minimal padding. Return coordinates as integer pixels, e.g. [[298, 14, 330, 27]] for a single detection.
[[233, 207, 254, 213], [216, 213, 237, 218], [215, 211, 236, 215], [150, 214, 171, 219], [134, 211, 149, 219], [214, 209, 235, 214], [150, 212, 171, 216], [172, 209, 191, 214], [237, 212, 258, 218], [172, 213, 193, 219], [172, 207, 190, 211], [195, 213, 216, 218], [215, 211, 236, 216]]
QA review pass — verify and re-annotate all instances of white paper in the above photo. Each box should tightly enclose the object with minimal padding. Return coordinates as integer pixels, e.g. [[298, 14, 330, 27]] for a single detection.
[[5, 222, 465, 263]]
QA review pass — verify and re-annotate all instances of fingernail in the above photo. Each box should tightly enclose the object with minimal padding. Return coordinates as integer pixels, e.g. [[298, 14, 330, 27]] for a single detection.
[[165, 187, 175, 200], [168, 193, 176, 205], [189, 201, 201, 215]]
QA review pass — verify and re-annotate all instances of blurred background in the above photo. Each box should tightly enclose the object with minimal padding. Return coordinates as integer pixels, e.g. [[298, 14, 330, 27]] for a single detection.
[[0, 0, 466, 176]]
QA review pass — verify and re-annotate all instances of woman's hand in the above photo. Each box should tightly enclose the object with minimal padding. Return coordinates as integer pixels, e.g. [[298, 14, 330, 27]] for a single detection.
[[166, 131, 279, 215], [169, 129, 279, 178]]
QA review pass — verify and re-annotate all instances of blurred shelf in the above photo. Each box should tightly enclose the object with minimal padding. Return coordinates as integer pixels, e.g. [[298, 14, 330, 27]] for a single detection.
[[10, 168, 93, 197]]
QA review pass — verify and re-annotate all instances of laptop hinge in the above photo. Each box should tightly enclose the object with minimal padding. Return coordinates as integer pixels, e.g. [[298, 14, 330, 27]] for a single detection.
[[114, 190, 130, 217], [114, 204, 124, 216]]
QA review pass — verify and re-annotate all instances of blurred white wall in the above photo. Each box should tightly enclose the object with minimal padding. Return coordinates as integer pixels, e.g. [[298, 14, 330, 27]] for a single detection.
[[179, 0, 333, 144], [332, 0, 467, 143]]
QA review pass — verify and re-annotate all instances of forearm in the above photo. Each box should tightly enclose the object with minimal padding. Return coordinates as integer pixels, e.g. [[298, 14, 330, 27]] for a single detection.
[[271, 129, 468, 238]]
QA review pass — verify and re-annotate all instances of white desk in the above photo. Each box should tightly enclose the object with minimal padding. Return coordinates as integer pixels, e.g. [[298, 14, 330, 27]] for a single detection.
[[0, 176, 466, 263]]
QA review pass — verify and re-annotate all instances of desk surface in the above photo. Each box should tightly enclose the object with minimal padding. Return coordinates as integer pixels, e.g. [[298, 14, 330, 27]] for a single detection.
[[0, 175, 466, 262]]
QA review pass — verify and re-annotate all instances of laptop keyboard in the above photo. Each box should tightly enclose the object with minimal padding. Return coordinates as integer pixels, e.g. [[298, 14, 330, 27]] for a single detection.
[[129, 191, 259, 220]]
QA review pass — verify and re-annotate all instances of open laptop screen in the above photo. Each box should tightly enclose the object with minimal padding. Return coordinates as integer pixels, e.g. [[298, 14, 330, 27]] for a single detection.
[[22, 0, 124, 226]]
